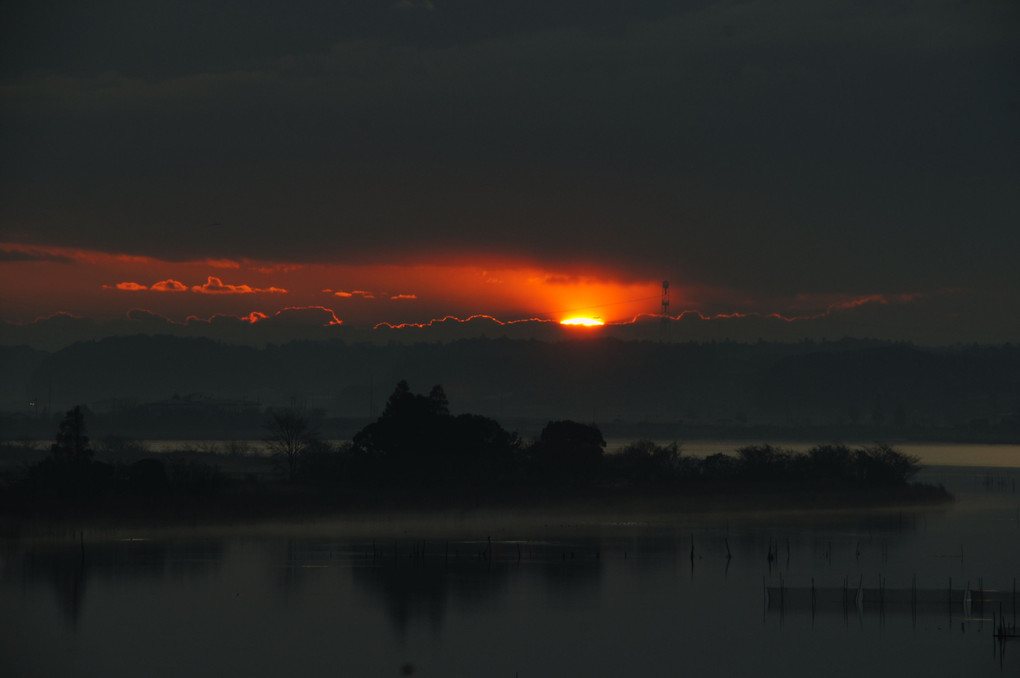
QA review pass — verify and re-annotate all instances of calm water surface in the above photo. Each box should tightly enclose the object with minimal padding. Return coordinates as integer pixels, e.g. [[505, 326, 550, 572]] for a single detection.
[[2, 465, 1019, 677]]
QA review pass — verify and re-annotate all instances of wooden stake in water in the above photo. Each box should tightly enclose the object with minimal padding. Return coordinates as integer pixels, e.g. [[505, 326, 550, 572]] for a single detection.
[[911, 574, 917, 625], [780, 572, 785, 611], [948, 576, 953, 621]]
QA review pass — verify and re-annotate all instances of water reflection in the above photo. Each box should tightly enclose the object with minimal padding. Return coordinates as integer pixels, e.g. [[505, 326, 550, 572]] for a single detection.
[[1, 536, 222, 627], [268, 538, 337, 591], [1, 468, 1018, 677], [13, 543, 88, 625], [354, 555, 512, 633], [349, 537, 610, 634]]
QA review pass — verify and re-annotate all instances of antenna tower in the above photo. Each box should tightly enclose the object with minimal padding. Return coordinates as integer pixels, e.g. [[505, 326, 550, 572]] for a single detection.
[[660, 280, 670, 342]]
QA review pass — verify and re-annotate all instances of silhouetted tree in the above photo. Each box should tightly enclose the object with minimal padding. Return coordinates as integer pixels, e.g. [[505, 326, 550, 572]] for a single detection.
[[24, 405, 114, 500], [445, 413, 521, 484], [352, 382, 519, 486], [851, 444, 920, 485], [51, 406, 93, 465], [735, 444, 792, 479], [428, 384, 450, 416], [264, 408, 317, 481], [701, 452, 738, 480], [607, 440, 685, 485], [353, 381, 449, 479], [803, 444, 853, 481]]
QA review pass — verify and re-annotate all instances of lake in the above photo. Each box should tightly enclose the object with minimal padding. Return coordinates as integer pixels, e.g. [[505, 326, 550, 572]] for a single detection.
[[2, 459, 1018, 676], [135, 439, 1020, 468]]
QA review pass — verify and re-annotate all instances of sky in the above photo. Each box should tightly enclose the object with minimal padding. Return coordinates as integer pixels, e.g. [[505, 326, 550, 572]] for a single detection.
[[2, 0, 1018, 345]]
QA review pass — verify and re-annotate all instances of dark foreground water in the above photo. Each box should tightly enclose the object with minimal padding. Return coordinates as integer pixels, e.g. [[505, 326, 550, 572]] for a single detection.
[[2, 466, 1019, 677]]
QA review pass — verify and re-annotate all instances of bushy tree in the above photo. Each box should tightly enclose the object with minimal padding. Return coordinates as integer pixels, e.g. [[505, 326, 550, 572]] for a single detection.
[[446, 413, 521, 484], [851, 444, 920, 485], [353, 381, 449, 479], [735, 444, 792, 479], [352, 381, 519, 486], [528, 420, 605, 485], [701, 452, 738, 480], [607, 440, 685, 485]]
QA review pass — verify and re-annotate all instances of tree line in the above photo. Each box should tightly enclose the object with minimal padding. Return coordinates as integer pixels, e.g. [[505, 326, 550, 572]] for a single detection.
[[273, 381, 924, 490], [6, 382, 928, 513]]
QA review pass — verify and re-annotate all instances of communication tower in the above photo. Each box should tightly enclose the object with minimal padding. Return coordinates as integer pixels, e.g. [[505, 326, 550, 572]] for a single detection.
[[660, 280, 670, 342]]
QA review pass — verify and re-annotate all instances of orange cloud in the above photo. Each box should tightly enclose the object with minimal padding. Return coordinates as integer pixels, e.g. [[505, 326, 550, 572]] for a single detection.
[[178, 307, 339, 326], [242, 311, 269, 324], [375, 314, 549, 330], [204, 258, 241, 269], [151, 279, 189, 292], [191, 276, 287, 295], [331, 289, 375, 299], [1, 241, 668, 327], [105, 281, 148, 291]]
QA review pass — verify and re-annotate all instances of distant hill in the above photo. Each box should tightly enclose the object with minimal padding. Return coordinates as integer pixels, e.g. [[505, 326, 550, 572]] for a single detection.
[[1, 336, 1017, 442]]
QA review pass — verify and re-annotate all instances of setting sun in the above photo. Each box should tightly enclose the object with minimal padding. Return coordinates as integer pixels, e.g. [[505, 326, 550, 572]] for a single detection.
[[560, 317, 605, 327]]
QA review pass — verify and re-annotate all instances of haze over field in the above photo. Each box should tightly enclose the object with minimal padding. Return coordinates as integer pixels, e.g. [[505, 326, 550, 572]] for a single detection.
[[3, 337, 1017, 445], [2, 1, 1017, 345]]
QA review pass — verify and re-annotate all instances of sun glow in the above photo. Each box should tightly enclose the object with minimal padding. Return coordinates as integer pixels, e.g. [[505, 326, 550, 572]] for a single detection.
[[0, 241, 665, 327]]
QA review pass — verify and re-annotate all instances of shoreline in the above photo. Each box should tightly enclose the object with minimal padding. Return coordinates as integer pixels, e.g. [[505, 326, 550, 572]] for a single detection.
[[0, 481, 952, 538]]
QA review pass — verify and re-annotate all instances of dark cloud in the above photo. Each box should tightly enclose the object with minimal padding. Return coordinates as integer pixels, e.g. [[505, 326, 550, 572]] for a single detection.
[[122, 308, 179, 333], [0, 248, 74, 264], [0, 1, 697, 80], [257, 306, 343, 327]]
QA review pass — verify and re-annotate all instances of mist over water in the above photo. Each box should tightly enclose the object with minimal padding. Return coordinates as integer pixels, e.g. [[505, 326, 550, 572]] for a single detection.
[[2, 461, 1018, 677], [49, 439, 1020, 467]]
